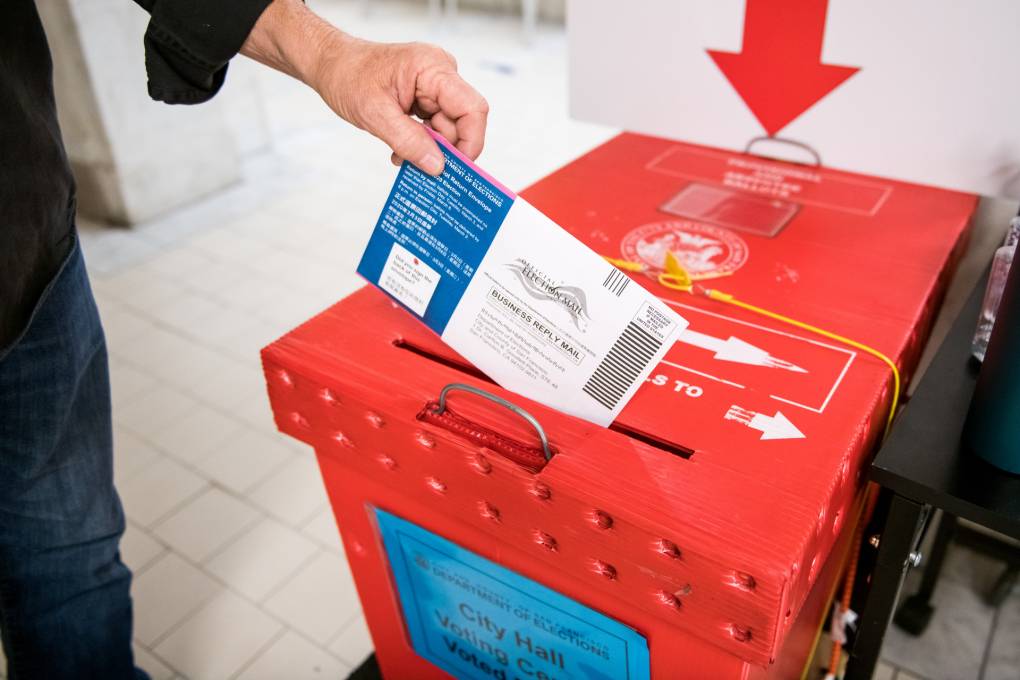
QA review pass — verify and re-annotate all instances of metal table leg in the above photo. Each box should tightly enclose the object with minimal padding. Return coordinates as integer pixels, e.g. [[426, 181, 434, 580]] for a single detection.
[[894, 510, 956, 635], [845, 492, 928, 680]]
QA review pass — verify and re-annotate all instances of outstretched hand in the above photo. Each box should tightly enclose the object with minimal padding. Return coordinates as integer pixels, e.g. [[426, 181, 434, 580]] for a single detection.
[[242, 0, 488, 176]]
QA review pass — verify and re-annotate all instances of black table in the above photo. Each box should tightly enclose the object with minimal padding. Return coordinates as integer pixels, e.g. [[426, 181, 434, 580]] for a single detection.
[[845, 271, 1020, 680]]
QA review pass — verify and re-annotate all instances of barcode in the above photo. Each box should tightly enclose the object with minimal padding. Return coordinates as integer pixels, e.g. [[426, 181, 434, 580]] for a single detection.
[[603, 267, 630, 297], [583, 321, 662, 410]]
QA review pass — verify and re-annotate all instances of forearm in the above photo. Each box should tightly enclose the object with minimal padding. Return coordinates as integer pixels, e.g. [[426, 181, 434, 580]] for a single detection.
[[239, 0, 342, 88]]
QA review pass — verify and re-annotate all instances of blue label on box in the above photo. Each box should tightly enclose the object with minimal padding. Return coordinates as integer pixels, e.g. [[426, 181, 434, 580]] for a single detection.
[[375, 509, 651, 680]]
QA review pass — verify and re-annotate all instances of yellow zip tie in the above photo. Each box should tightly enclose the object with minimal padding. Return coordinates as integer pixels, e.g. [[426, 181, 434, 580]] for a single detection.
[[702, 288, 900, 439], [604, 255, 901, 439]]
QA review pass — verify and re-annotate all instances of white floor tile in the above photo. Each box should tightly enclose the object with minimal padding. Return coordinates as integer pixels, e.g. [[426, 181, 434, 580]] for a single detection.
[[143, 247, 215, 280], [872, 660, 897, 680], [113, 427, 162, 484], [132, 552, 221, 646], [193, 429, 293, 494], [247, 454, 328, 527], [187, 260, 249, 299], [109, 361, 159, 410], [133, 643, 175, 680], [152, 487, 260, 563], [232, 387, 280, 434], [264, 551, 361, 645], [329, 615, 373, 668], [152, 291, 226, 333], [114, 384, 202, 443], [237, 630, 349, 680], [103, 308, 158, 350], [205, 518, 318, 602], [103, 270, 184, 310], [184, 358, 265, 413], [148, 406, 243, 466], [154, 591, 281, 680], [301, 507, 343, 553], [120, 456, 208, 527], [121, 523, 166, 574]]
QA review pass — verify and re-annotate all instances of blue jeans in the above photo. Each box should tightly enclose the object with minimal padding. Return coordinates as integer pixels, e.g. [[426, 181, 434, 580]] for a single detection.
[[0, 236, 144, 679]]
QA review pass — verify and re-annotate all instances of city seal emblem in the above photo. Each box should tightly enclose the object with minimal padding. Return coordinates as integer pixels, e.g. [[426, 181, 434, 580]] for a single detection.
[[621, 220, 748, 279]]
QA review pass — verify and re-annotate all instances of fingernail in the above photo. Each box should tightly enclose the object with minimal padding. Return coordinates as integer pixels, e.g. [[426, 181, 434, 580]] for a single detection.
[[422, 153, 444, 176]]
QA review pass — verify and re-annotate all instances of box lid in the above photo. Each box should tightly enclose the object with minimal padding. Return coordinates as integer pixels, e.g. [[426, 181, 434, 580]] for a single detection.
[[263, 133, 975, 665]]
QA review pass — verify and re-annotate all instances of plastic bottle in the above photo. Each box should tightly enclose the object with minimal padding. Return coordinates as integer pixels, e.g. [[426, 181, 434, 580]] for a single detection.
[[972, 215, 1020, 361]]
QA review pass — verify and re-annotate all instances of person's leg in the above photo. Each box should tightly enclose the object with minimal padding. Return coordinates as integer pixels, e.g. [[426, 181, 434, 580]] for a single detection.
[[0, 235, 141, 680]]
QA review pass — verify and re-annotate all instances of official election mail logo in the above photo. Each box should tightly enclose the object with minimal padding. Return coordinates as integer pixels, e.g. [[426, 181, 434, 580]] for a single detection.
[[505, 258, 591, 330], [621, 220, 748, 279]]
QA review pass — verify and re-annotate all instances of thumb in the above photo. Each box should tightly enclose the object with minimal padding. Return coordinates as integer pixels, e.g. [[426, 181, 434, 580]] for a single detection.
[[374, 106, 445, 176]]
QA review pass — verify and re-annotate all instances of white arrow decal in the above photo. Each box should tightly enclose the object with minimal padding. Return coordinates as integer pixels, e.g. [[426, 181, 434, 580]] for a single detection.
[[678, 329, 807, 373], [724, 405, 805, 441]]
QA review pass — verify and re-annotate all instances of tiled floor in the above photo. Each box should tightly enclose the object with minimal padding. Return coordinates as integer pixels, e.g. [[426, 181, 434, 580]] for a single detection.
[[1, 1, 1016, 679]]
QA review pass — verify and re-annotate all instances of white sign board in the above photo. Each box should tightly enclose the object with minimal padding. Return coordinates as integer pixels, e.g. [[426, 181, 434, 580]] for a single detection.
[[568, 0, 1020, 198]]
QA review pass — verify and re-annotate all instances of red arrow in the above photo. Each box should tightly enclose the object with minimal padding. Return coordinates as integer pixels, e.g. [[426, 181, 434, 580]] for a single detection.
[[707, 0, 859, 136]]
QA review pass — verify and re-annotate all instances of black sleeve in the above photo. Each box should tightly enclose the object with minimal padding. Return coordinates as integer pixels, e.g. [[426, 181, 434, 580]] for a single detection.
[[132, 0, 274, 104]]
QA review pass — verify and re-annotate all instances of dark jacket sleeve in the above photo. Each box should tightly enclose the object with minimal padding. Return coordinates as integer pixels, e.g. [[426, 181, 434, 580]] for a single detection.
[[132, 0, 273, 104]]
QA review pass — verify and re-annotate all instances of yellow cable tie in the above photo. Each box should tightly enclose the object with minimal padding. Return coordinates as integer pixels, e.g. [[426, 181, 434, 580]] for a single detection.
[[701, 289, 901, 439], [602, 256, 647, 272]]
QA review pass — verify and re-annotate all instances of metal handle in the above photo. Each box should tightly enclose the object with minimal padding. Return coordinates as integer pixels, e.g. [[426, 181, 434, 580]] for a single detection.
[[433, 383, 552, 462], [744, 135, 822, 167]]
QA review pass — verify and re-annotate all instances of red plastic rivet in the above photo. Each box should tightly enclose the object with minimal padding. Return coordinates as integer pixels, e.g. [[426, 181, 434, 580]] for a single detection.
[[591, 510, 614, 530], [415, 431, 435, 449], [656, 539, 682, 561], [533, 530, 557, 552], [365, 411, 385, 428], [727, 571, 757, 593], [472, 454, 493, 475], [791, 562, 801, 576], [319, 388, 340, 406], [332, 431, 354, 448], [289, 412, 310, 429], [592, 560, 617, 581], [425, 477, 447, 495], [479, 501, 500, 522], [656, 590, 682, 611], [809, 555, 820, 579], [832, 510, 843, 535], [350, 540, 366, 557], [276, 369, 294, 388], [728, 624, 753, 643], [378, 454, 398, 471], [529, 482, 551, 502]]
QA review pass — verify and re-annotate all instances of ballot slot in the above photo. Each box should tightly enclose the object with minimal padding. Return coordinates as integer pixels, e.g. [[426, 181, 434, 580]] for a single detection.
[[393, 338, 694, 461]]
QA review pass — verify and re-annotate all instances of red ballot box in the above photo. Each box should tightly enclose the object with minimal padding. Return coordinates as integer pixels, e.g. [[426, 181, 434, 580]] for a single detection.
[[262, 133, 976, 678]]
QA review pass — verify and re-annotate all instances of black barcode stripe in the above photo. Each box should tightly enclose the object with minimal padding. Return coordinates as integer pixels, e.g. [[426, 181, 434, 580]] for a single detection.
[[602, 266, 630, 297], [583, 321, 664, 410]]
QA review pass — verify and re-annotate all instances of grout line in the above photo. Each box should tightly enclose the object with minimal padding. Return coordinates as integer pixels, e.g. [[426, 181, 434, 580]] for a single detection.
[[142, 542, 355, 670], [140, 482, 213, 532], [226, 625, 288, 680], [256, 548, 324, 606], [977, 601, 1003, 680]]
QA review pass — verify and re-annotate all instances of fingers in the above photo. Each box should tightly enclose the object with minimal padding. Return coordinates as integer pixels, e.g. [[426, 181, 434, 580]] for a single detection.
[[433, 72, 488, 160], [374, 102, 445, 175], [428, 111, 459, 145]]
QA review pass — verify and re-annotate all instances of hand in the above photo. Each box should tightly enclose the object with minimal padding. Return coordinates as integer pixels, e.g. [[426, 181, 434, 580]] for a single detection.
[[313, 36, 487, 176], [241, 0, 488, 176]]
